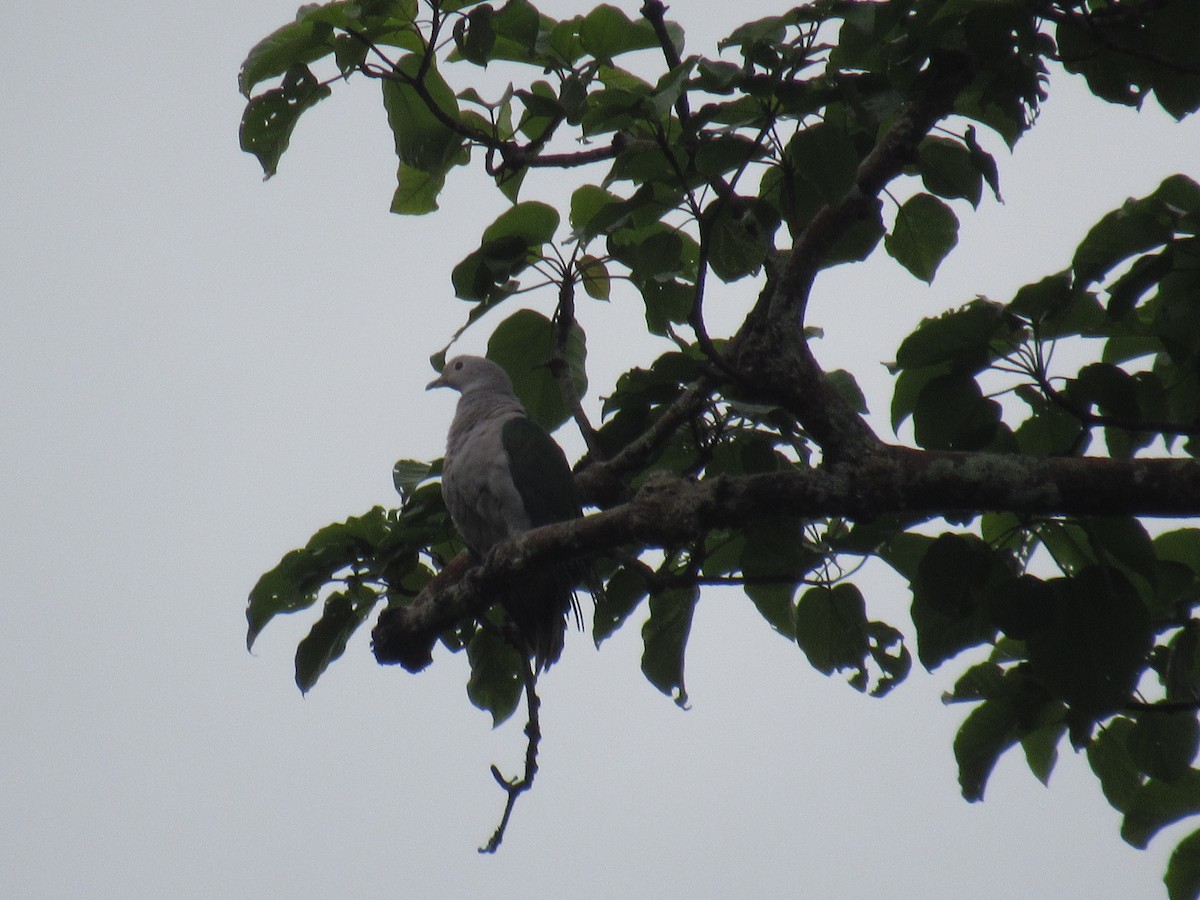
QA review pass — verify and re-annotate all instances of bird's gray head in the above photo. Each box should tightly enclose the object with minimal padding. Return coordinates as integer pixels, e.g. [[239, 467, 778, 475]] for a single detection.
[[426, 355, 516, 396]]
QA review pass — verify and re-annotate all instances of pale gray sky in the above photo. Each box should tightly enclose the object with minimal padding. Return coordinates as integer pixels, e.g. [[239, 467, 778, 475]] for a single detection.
[[4, 2, 1199, 898]]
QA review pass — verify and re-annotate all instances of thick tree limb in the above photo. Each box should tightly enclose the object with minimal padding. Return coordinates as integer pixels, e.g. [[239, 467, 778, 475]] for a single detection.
[[767, 50, 976, 325], [724, 51, 977, 462], [372, 449, 1200, 670], [729, 324, 882, 462]]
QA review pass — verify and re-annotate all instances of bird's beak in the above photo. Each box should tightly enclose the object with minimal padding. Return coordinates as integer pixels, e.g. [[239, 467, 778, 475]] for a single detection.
[[426, 374, 446, 391]]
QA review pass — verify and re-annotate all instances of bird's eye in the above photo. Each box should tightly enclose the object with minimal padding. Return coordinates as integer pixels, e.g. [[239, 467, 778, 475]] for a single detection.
[[453, 361, 464, 371]]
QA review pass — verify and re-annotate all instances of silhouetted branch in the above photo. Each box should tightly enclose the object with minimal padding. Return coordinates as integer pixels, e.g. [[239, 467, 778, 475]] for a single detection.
[[552, 276, 602, 457], [373, 449, 1200, 670], [479, 657, 541, 853]]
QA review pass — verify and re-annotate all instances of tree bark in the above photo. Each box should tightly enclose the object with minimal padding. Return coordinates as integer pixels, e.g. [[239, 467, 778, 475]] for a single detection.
[[372, 447, 1200, 671]]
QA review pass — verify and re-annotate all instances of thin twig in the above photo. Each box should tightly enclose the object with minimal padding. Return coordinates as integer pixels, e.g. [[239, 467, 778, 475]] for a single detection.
[[552, 273, 604, 456], [1126, 697, 1200, 714], [1021, 327, 1200, 437], [573, 376, 717, 506], [479, 656, 541, 853], [344, 26, 627, 173], [640, 0, 692, 123]]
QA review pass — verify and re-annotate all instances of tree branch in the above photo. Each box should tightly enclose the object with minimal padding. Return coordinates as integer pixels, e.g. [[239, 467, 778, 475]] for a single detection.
[[1032, 365, 1200, 437], [573, 376, 717, 508], [552, 276, 603, 456], [640, 0, 692, 123], [478, 656, 541, 854], [768, 49, 976, 324], [347, 25, 631, 174], [373, 449, 1200, 670], [719, 52, 976, 463]]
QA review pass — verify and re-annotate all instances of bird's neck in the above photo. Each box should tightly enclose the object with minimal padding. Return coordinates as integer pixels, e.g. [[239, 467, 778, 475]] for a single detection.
[[449, 392, 526, 441]]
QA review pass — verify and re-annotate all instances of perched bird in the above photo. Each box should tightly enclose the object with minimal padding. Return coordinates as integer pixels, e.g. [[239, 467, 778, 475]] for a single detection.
[[427, 355, 583, 671]]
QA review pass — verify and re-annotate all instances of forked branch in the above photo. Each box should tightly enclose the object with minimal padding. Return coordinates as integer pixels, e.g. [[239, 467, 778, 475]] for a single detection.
[[479, 657, 542, 853]]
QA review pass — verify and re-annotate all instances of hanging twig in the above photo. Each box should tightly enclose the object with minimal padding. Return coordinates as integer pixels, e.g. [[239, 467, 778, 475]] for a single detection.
[[478, 656, 542, 854]]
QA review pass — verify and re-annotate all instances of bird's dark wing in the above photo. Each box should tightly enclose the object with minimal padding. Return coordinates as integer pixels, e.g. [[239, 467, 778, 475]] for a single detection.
[[501, 416, 581, 529], [500, 415, 584, 671]]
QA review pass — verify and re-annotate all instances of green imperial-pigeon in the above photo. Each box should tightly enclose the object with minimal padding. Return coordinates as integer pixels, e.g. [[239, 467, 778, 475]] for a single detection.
[[427, 355, 583, 671]]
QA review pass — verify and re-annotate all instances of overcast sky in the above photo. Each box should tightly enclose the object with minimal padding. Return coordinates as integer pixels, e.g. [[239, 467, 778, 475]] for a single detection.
[[5, 2, 1200, 898]]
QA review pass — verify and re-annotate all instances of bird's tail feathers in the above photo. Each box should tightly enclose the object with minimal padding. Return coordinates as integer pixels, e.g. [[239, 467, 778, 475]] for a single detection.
[[503, 564, 581, 673]]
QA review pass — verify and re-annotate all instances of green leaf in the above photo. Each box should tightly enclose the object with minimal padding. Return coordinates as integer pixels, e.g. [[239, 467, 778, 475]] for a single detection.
[[826, 369, 868, 414], [247, 506, 390, 649], [247, 550, 325, 650], [639, 279, 693, 335], [381, 54, 464, 172], [239, 64, 332, 179], [390, 162, 448, 214], [594, 565, 649, 645], [1158, 530, 1200, 573], [294, 584, 379, 693], [895, 299, 1007, 372], [955, 697, 1021, 802], [609, 222, 699, 284], [578, 255, 611, 300], [918, 136, 983, 207], [786, 121, 860, 206], [1129, 711, 1200, 784], [1089, 717, 1145, 813], [1022, 721, 1067, 786], [719, 12, 790, 53], [453, 3, 496, 65], [569, 184, 624, 241], [487, 308, 586, 432], [879, 531, 935, 582], [331, 32, 368, 74], [1166, 624, 1200, 704], [1027, 569, 1152, 745], [885, 193, 960, 283], [1073, 195, 1178, 286], [987, 574, 1052, 641], [890, 362, 949, 432], [1085, 517, 1158, 583], [795, 584, 868, 677], [488, 0, 542, 62], [1015, 396, 1085, 456], [579, 4, 677, 61], [747, 581, 799, 638], [1107, 248, 1175, 319], [912, 372, 1001, 451], [1007, 269, 1073, 323], [466, 626, 525, 726], [451, 201, 561, 300], [641, 586, 698, 707], [1155, 264, 1200, 364], [239, 4, 342, 97], [1166, 828, 1200, 900], [945, 661, 1006, 704], [392, 458, 434, 502], [909, 533, 1002, 669], [649, 57, 697, 118], [865, 620, 911, 697], [822, 207, 886, 267], [964, 125, 1001, 201], [1122, 770, 1200, 850], [484, 199, 560, 246], [705, 198, 778, 282], [740, 518, 807, 638], [950, 662, 1056, 801]]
